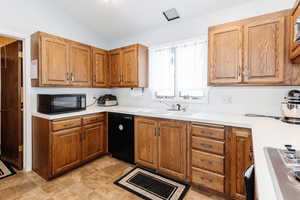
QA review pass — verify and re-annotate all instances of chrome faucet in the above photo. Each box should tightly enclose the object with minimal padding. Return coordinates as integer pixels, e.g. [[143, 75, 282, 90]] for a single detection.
[[174, 103, 186, 112]]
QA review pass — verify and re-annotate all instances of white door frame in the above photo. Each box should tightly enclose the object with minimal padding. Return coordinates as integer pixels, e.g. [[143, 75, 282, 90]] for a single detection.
[[0, 30, 32, 171]]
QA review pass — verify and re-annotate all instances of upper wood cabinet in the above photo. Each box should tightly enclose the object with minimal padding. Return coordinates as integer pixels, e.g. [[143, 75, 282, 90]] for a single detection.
[[134, 116, 188, 181], [109, 49, 122, 87], [69, 42, 92, 87], [31, 32, 149, 88], [31, 32, 92, 87], [244, 17, 285, 84], [122, 45, 138, 86], [209, 26, 243, 84], [290, 0, 300, 63], [208, 10, 290, 86], [109, 44, 149, 88], [39, 34, 70, 86], [92, 47, 109, 87]]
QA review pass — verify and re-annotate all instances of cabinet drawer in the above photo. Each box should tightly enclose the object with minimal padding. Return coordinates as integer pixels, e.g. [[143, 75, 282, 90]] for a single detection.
[[192, 136, 224, 155], [192, 150, 224, 174], [192, 167, 224, 193], [52, 118, 82, 132], [82, 114, 105, 125], [192, 124, 224, 140]]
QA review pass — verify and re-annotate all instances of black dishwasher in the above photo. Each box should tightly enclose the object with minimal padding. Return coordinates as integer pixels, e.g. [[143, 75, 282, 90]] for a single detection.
[[108, 112, 134, 164]]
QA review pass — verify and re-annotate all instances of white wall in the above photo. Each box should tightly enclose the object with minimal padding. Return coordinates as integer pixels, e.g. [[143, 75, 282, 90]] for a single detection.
[[1, 0, 108, 48], [108, 0, 296, 48], [109, 0, 299, 116]]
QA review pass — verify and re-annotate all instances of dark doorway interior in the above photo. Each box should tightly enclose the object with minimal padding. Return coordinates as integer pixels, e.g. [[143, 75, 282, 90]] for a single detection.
[[0, 36, 23, 170]]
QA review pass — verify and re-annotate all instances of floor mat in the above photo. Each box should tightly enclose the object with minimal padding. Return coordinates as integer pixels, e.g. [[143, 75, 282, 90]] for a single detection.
[[0, 160, 16, 180], [114, 167, 190, 200]]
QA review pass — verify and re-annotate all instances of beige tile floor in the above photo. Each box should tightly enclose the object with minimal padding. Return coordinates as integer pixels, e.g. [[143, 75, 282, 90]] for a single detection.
[[0, 156, 224, 200]]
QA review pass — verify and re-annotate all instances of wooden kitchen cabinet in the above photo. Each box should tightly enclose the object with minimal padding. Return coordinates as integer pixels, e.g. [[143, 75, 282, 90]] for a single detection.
[[134, 117, 188, 180], [290, 0, 300, 63], [244, 17, 285, 84], [92, 47, 109, 87], [31, 32, 92, 87], [230, 128, 253, 200], [208, 26, 243, 84], [134, 117, 158, 169], [190, 123, 253, 199], [158, 120, 187, 180], [52, 127, 82, 175], [32, 33, 70, 86], [208, 10, 299, 86], [122, 45, 138, 86], [82, 122, 105, 161], [109, 44, 148, 88], [31, 32, 149, 88], [69, 42, 92, 87], [32, 113, 107, 180], [109, 48, 122, 87]]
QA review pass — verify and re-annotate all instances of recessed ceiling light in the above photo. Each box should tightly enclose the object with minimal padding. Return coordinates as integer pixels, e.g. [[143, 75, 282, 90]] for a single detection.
[[163, 8, 180, 21]]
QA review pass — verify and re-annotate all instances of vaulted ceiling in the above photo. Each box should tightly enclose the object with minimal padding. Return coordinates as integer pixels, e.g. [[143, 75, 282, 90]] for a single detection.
[[50, 0, 253, 41]]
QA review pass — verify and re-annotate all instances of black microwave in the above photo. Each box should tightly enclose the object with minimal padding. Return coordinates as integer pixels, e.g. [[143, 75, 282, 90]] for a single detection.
[[38, 94, 86, 114]]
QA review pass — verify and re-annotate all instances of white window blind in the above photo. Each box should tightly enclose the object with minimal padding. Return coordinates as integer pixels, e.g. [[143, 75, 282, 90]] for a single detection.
[[176, 40, 208, 98], [149, 47, 175, 97], [150, 38, 208, 101]]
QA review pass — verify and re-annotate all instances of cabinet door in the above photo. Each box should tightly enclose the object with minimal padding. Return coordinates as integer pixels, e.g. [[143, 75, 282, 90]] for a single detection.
[[230, 128, 253, 200], [122, 46, 138, 87], [158, 120, 187, 180], [209, 26, 243, 84], [109, 49, 122, 87], [244, 17, 285, 83], [82, 122, 104, 161], [52, 128, 82, 175], [92, 48, 108, 87], [69, 42, 92, 87], [289, 3, 300, 62], [134, 117, 158, 169], [41, 35, 69, 86]]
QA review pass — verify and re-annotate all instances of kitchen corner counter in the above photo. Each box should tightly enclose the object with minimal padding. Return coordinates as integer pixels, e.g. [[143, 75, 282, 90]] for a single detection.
[[32, 106, 300, 200]]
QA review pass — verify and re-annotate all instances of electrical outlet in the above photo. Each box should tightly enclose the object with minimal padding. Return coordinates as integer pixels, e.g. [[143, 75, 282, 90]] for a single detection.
[[222, 96, 232, 104]]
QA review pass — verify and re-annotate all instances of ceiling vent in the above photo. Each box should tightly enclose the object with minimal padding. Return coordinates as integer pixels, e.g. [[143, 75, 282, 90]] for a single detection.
[[163, 8, 180, 21]]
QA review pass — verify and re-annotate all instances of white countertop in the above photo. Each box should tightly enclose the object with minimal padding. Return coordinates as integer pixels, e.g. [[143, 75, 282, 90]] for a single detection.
[[32, 106, 300, 200]]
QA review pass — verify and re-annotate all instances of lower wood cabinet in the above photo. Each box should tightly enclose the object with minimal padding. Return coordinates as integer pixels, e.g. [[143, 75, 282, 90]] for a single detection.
[[52, 127, 82, 175], [158, 120, 187, 180], [134, 117, 188, 180], [230, 128, 253, 200], [32, 113, 107, 180], [134, 117, 158, 169], [190, 123, 253, 199], [82, 122, 105, 161]]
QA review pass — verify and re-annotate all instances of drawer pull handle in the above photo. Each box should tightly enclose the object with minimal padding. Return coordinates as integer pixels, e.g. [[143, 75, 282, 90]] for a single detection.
[[200, 177, 213, 183], [200, 143, 213, 148], [201, 131, 212, 135], [200, 159, 213, 165], [64, 123, 74, 127], [89, 118, 98, 122]]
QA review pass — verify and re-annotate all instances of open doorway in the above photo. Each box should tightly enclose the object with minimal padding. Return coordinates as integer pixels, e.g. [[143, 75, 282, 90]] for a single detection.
[[0, 36, 23, 170]]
